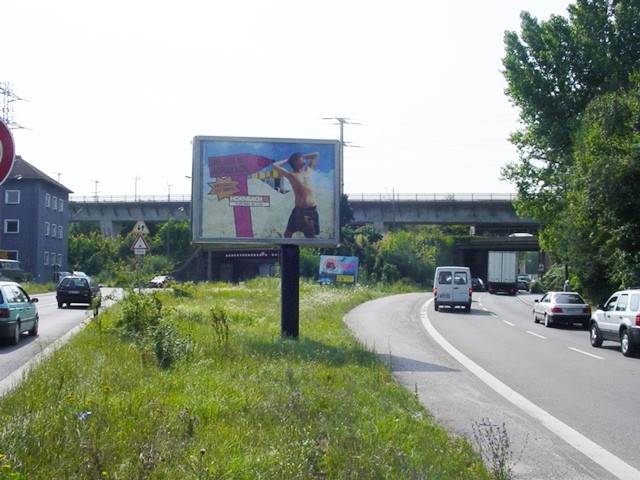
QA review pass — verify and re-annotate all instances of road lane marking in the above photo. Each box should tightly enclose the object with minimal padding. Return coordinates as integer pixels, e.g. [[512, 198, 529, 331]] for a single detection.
[[503, 320, 515, 326], [526, 330, 547, 339], [568, 347, 605, 360], [421, 298, 640, 480]]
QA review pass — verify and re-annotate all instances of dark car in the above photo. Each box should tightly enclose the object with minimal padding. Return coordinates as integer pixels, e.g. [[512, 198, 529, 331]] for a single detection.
[[56, 275, 101, 308], [471, 277, 485, 292]]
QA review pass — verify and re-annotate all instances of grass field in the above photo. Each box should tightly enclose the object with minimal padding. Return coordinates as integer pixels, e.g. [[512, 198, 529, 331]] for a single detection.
[[0, 279, 493, 479]]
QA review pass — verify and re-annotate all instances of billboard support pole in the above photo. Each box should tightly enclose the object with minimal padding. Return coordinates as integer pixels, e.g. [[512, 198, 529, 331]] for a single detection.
[[280, 244, 299, 339]]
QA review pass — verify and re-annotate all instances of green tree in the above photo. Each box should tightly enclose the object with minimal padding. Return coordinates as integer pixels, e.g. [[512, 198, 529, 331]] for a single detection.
[[150, 219, 192, 266], [68, 231, 120, 275], [373, 226, 453, 286], [502, 0, 640, 262], [568, 80, 640, 300]]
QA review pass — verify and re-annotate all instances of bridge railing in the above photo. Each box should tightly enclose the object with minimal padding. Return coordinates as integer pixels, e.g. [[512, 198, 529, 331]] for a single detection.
[[69, 195, 192, 203], [347, 193, 517, 202], [69, 193, 517, 203]]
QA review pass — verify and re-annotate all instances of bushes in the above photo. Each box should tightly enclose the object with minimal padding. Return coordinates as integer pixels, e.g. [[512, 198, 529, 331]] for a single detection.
[[114, 290, 191, 369]]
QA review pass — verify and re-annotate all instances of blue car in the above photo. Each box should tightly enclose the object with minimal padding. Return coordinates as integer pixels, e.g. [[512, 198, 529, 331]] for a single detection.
[[0, 281, 39, 345]]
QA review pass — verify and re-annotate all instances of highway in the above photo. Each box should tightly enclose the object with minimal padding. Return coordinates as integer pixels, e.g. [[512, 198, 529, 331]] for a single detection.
[[345, 291, 640, 480]]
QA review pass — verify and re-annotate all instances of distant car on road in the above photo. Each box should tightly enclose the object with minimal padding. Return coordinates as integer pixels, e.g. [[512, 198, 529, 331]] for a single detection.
[[590, 288, 640, 357], [517, 275, 530, 292], [0, 259, 30, 283], [471, 277, 485, 292], [56, 275, 102, 308], [149, 275, 174, 288], [0, 281, 39, 345], [533, 291, 591, 329]]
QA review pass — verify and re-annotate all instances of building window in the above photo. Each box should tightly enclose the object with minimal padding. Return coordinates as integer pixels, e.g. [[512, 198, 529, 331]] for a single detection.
[[59, 200, 64, 213], [45, 193, 51, 208], [6, 251, 18, 261], [52, 223, 57, 235], [52, 196, 58, 210], [58, 225, 63, 238], [45, 222, 50, 236], [44, 252, 49, 266], [4, 220, 19, 234], [5, 190, 20, 204], [57, 254, 62, 266]]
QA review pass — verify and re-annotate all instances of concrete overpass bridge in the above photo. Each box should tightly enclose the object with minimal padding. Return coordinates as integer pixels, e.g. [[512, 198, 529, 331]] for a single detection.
[[69, 192, 538, 237], [68, 193, 542, 282]]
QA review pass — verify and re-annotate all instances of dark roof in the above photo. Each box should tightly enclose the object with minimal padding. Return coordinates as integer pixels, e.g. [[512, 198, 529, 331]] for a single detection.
[[9, 155, 73, 194]]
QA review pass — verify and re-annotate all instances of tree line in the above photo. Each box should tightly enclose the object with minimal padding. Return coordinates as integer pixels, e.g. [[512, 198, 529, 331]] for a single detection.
[[67, 217, 460, 289], [502, 0, 640, 302]]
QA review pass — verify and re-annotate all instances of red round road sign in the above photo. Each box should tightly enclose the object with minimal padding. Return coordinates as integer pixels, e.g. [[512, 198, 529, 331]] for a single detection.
[[0, 120, 16, 185]]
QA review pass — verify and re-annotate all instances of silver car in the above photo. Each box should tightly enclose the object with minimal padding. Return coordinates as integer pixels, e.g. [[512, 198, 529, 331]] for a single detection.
[[590, 289, 640, 357], [533, 291, 591, 329]]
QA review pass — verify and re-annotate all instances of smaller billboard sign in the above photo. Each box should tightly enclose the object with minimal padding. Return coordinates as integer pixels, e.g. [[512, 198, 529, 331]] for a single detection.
[[318, 255, 359, 285]]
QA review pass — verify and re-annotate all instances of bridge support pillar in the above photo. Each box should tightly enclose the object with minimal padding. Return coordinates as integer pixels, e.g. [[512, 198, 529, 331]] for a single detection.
[[373, 221, 385, 234], [99, 220, 116, 237]]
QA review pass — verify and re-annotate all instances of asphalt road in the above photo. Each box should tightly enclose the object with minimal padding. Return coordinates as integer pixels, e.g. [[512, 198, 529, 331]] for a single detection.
[[344, 292, 640, 480]]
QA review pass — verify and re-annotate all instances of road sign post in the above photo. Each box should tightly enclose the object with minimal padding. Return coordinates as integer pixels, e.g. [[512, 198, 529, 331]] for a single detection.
[[0, 120, 16, 185]]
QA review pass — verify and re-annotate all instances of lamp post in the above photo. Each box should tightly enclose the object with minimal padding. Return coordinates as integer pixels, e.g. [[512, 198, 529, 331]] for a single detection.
[[166, 207, 184, 260], [134, 176, 140, 202]]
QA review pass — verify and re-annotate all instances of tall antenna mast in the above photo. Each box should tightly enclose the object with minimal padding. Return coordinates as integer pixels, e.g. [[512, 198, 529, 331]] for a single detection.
[[0, 83, 26, 130]]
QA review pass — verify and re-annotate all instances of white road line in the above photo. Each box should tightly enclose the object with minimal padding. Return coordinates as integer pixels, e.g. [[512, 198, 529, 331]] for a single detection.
[[526, 330, 547, 339], [568, 347, 605, 360], [503, 320, 515, 326], [421, 299, 640, 480]]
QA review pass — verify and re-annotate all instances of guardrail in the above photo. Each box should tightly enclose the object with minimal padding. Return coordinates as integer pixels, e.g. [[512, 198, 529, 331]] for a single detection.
[[69, 193, 517, 203]]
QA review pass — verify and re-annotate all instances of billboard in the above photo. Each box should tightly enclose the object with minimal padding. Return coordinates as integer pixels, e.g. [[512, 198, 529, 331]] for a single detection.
[[192, 136, 341, 246], [318, 255, 359, 284]]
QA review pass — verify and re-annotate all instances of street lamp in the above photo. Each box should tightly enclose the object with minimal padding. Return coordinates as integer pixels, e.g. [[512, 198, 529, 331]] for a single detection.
[[134, 176, 140, 202], [166, 206, 185, 259]]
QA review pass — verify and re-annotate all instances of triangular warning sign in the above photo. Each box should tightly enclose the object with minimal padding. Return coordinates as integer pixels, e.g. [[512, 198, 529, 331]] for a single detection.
[[130, 234, 150, 251], [132, 220, 150, 235]]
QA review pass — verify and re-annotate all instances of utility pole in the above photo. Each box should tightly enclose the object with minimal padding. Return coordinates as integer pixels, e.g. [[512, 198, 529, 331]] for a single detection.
[[91, 180, 100, 200], [167, 183, 173, 202], [323, 117, 360, 193]]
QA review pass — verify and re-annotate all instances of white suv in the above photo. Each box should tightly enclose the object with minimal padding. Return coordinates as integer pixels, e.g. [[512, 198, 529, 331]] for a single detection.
[[589, 288, 640, 357]]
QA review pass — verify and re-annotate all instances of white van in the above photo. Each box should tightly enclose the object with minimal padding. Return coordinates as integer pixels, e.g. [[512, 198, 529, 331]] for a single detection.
[[433, 266, 472, 312]]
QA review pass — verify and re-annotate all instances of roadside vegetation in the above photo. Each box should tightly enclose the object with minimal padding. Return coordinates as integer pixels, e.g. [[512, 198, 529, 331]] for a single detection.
[[0, 279, 494, 479], [502, 0, 640, 303]]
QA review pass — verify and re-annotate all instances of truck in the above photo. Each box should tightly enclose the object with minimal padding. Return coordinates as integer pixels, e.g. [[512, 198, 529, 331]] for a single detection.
[[487, 251, 518, 295]]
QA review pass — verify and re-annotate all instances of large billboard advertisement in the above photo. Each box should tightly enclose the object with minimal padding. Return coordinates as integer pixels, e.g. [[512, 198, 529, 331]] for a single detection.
[[192, 136, 341, 246]]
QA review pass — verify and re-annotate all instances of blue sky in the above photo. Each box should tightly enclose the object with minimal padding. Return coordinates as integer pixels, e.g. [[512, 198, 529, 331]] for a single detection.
[[5, 0, 573, 198]]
